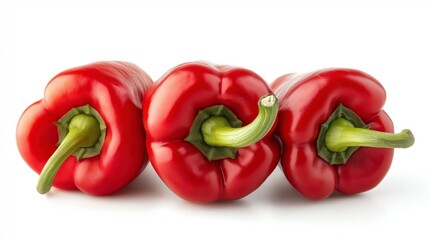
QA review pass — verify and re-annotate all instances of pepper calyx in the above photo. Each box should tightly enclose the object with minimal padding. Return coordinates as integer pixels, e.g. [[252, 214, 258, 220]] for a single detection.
[[55, 104, 106, 160], [317, 104, 368, 165], [185, 105, 242, 161]]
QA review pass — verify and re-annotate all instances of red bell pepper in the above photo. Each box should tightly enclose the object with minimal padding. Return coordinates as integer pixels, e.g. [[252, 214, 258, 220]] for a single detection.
[[271, 68, 414, 200], [143, 62, 281, 202], [16, 61, 152, 195]]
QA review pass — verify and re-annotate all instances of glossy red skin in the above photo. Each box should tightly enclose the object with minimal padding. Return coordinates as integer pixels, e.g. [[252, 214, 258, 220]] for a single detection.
[[143, 62, 281, 202], [271, 69, 394, 200], [16, 62, 152, 195]]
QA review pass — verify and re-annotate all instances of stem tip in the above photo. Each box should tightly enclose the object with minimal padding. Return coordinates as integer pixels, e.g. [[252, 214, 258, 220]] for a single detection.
[[260, 94, 277, 107]]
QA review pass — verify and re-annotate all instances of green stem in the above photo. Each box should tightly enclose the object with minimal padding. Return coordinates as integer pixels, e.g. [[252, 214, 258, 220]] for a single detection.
[[201, 94, 279, 148], [325, 118, 415, 152], [37, 114, 101, 194]]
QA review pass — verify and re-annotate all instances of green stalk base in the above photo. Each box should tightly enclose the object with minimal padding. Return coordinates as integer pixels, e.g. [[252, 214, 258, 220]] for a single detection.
[[185, 105, 242, 161]]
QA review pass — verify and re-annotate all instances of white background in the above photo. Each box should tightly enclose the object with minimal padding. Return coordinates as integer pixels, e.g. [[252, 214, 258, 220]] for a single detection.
[[1, 0, 428, 239]]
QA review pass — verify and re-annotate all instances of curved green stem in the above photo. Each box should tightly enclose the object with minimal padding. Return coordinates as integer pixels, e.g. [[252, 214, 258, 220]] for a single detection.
[[37, 114, 101, 194], [325, 118, 415, 152], [201, 94, 279, 148]]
